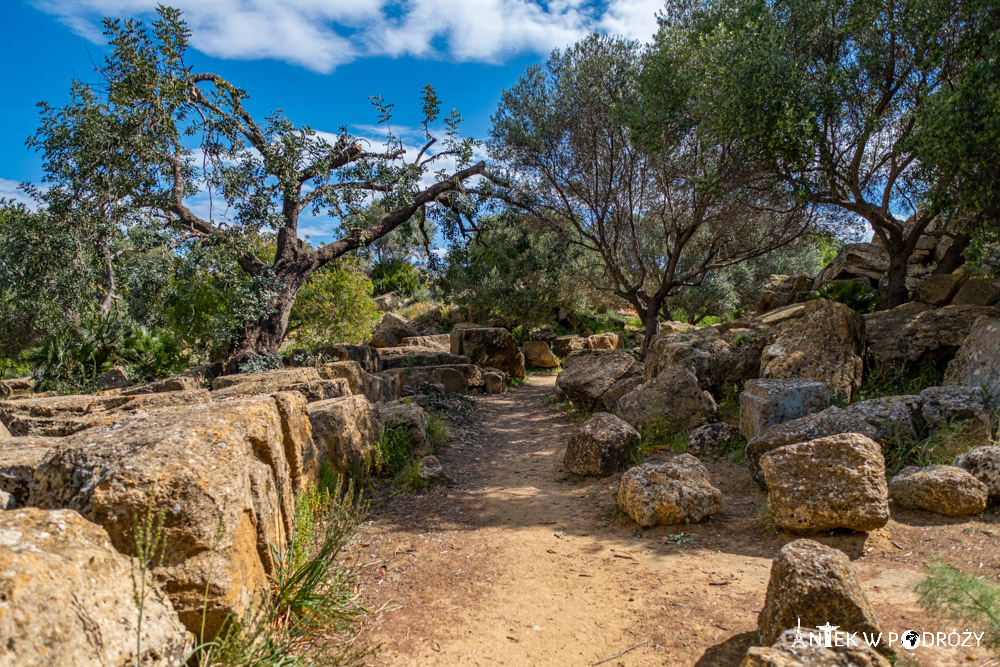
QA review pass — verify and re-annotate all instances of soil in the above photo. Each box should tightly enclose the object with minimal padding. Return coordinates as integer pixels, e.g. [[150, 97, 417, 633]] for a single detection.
[[354, 374, 999, 666]]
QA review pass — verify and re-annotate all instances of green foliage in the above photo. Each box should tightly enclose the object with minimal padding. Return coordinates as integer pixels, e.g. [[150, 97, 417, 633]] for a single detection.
[[369, 428, 413, 478], [391, 460, 431, 493], [426, 413, 450, 453], [370, 259, 423, 297], [633, 421, 688, 464], [881, 419, 994, 478], [441, 213, 592, 330], [287, 257, 380, 349], [855, 361, 942, 403], [810, 281, 879, 314], [26, 311, 188, 394], [237, 354, 281, 375], [916, 563, 1000, 657], [196, 475, 369, 666]]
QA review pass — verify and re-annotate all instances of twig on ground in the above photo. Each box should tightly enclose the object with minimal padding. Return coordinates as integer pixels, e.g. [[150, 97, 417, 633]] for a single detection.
[[592, 639, 650, 665]]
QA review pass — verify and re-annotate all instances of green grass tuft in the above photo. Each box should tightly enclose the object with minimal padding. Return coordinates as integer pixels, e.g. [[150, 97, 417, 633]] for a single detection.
[[916, 563, 1000, 657]]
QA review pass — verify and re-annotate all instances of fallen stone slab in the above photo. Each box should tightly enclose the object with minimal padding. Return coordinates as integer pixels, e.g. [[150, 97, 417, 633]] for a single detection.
[[889, 465, 988, 516], [211, 367, 320, 398], [746, 407, 879, 487], [615, 455, 722, 528], [0, 389, 212, 437], [0, 508, 192, 666], [919, 385, 992, 430], [309, 394, 385, 473], [739, 378, 830, 441], [563, 412, 639, 477], [758, 539, 884, 649], [761, 433, 889, 533]]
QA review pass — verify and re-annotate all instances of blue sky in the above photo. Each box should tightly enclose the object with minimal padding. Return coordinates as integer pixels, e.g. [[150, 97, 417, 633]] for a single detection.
[[0, 0, 663, 226]]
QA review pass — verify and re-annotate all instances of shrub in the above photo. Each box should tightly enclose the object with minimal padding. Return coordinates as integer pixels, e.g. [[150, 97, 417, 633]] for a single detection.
[[426, 413, 451, 452], [370, 259, 422, 297], [810, 280, 879, 313], [286, 257, 381, 349], [916, 563, 1000, 657]]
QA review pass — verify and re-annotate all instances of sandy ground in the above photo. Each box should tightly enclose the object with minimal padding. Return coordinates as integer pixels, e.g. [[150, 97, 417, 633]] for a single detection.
[[353, 374, 999, 666]]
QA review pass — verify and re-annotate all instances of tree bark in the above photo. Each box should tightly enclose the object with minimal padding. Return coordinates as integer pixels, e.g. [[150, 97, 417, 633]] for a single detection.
[[881, 241, 910, 309], [932, 232, 971, 275]]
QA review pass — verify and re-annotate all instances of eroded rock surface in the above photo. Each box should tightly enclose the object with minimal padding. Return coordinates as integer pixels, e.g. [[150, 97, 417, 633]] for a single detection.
[[615, 455, 722, 528]]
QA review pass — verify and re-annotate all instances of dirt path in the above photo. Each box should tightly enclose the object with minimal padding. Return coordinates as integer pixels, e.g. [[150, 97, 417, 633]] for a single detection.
[[354, 375, 999, 666]]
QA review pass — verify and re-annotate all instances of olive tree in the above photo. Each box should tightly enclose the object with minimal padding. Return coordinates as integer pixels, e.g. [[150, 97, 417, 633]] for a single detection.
[[31, 7, 487, 370], [688, 0, 989, 306], [491, 34, 813, 354]]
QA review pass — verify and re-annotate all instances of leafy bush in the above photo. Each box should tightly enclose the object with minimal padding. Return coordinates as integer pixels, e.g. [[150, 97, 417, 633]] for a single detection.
[[370, 259, 423, 297], [426, 413, 451, 452], [810, 280, 879, 313], [286, 257, 381, 349], [237, 354, 281, 375], [26, 312, 188, 393]]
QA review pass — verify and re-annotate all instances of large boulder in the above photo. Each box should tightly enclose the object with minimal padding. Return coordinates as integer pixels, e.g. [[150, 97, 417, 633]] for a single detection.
[[918, 385, 991, 430], [755, 274, 814, 315], [615, 455, 722, 528], [0, 390, 212, 437], [845, 395, 922, 443], [319, 360, 398, 402], [889, 465, 988, 516], [746, 407, 879, 486], [952, 278, 999, 306], [450, 327, 525, 378], [379, 350, 473, 369], [313, 344, 381, 373], [586, 332, 624, 350], [955, 446, 1000, 499], [915, 273, 966, 306], [400, 334, 451, 352], [20, 393, 315, 638], [551, 335, 588, 358], [562, 412, 639, 477], [760, 434, 889, 533], [644, 322, 771, 398], [741, 628, 890, 667], [370, 312, 419, 348], [944, 316, 1000, 405], [122, 374, 203, 395], [556, 349, 641, 412], [523, 340, 560, 368], [865, 303, 999, 370], [211, 366, 320, 398], [378, 402, 430, 456], [739, 379, 830, 441], [813, 243, 889, 288], [308, 395, 385, 473], [616, 366, 717, 431], [0, 508, 191, 666], [757, 539, 884, 649], [0, 376, 34, 399], [760, 299, 865, 401]]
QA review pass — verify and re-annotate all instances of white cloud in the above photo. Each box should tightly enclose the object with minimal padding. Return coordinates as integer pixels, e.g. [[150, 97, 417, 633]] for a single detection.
[[32, 0, 662, 73], [0, 178, 37, 209]]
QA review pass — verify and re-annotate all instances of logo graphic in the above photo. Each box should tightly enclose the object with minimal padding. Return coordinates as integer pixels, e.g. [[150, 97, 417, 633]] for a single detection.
[[791, 619, 807, 648], [902, 630, 920, 650]]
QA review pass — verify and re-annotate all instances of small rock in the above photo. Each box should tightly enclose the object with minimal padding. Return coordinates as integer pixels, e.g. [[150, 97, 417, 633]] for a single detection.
[[418, 455, 451, 485], [687, 422, 740, 457], [615, 455, 722, 528], [483, 372, 508, 394], [955, 446, 1000, 498], [0, 489, 14, 509], [761, 433, 889, 533], [919, 385, 991, 430], [563, 412, 639, 477], [758, 539, 884, 649], [95, 366, 129, 391], [739, 378, 831, 441], [586, 332, 624, 350], [889, 465, 988, 516]]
